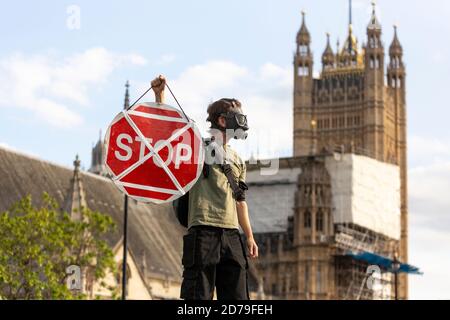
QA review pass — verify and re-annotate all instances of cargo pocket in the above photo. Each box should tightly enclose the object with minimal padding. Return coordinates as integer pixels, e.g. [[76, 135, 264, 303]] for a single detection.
[[180, 268, 198, 300], [235, 233, 249, 270], [236, 233, 250, 299], [182, 231, 197, 268]]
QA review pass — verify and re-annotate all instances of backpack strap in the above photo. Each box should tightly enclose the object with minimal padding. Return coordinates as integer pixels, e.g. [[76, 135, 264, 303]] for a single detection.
[[202, 163, 210, 178], [202, 137, 212, 178], [202, 137, 248, 200], [221, 162, 248, 201]]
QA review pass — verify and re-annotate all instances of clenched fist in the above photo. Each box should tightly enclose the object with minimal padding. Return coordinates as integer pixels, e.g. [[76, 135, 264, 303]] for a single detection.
[[151, 75, 166, 103]]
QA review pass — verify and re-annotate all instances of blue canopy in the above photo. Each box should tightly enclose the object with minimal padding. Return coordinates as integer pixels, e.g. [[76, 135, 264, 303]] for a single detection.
[[346, 251, 423, 275]]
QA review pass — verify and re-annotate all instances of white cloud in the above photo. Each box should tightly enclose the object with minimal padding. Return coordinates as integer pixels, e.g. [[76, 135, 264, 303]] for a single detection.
[[408, 135, 450, 299], [155, 53, 176, 65], [408, 135, 450, 232], [409, 161, 450, 232], [259, 63, 291, 86], [0, 142, 17, 151], [126, 53, 148, 66], [409, 225, 450, 299], [0, 47, 147, 128], [0, 142, 38, 158], [173, 60, 248, 96], [409, 135, 450, 166]]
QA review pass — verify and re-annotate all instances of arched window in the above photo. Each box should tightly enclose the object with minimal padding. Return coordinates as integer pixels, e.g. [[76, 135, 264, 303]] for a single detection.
[[298, 66, 309, 77], [299, 45, 308, 56], [369, 36, 378, 49], [392, 56, 401, 69], [304, 210, 311, 228], [316, 210, 323, 232]]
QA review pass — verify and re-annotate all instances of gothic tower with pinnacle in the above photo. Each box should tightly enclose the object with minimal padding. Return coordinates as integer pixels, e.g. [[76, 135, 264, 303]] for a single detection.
[[292, 2, 408, 299]]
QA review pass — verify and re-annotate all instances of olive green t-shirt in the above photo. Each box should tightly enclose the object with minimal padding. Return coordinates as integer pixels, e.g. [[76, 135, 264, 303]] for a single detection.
[[188, 144, 246, 230]]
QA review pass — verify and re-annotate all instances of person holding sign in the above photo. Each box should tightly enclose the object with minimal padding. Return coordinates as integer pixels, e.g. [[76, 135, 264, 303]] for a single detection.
[[151, 75, 258, 300]]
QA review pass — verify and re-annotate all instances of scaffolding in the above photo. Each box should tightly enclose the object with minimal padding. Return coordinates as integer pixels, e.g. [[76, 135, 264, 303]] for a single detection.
[[333, 223, 398, 300], [335, 255, 393, 300]]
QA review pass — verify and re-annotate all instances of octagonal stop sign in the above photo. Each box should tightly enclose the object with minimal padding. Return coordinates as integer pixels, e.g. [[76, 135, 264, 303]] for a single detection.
[[104, 102, 204, 203]]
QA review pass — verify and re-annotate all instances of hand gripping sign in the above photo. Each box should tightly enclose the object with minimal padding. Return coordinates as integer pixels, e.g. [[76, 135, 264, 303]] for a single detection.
[[104, 102, 204, 203]]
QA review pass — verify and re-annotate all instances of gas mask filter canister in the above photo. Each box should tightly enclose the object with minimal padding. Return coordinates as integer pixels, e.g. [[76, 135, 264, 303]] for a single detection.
[[221, 109, 249, 140]]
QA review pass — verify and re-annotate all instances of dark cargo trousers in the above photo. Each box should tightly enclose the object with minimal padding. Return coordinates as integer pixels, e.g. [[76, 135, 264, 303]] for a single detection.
[[180, 225, 250, 300]]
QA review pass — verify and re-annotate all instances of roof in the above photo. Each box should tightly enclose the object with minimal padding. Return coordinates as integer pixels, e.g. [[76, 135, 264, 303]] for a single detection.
[[346, 251, 422, 275], [0, 145, 185, 281], [367, 3, 381, 31]]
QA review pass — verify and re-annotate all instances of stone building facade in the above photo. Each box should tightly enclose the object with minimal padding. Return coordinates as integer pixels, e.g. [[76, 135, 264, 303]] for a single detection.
[[293, 4, 407, 299], [246, 3, 409, 300]]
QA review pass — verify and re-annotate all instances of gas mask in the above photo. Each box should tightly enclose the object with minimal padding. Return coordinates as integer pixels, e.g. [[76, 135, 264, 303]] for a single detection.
[[220, 109, 249, 140]]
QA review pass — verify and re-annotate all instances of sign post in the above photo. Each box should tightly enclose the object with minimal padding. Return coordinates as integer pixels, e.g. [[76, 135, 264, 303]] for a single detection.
[[122, 194, 128, 300]]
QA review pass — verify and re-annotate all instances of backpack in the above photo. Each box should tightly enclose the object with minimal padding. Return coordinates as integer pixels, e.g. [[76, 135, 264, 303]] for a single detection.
[[172, 162, 208, 228], [173, 191, 190, 228]]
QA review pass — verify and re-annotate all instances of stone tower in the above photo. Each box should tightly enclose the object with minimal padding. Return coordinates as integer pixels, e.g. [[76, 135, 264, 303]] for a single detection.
[[292, 3, 408, 299], [293, 155, 334, 299], [89, 130, 107, 176]]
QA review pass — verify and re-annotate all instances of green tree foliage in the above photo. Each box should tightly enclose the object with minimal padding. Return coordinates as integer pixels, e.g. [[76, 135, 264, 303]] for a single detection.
[[0, 193, 117, 299]]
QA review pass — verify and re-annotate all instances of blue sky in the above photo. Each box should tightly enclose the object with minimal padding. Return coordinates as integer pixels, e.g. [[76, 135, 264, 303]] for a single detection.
[[1, 0, 450, 299]]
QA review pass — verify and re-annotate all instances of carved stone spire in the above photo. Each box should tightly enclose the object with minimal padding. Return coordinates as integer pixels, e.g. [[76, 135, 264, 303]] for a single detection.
[[63, 154, 87, 221]]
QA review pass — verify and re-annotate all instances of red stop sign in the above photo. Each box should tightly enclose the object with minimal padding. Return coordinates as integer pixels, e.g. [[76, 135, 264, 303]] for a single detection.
[[104, 102, 204, 203]]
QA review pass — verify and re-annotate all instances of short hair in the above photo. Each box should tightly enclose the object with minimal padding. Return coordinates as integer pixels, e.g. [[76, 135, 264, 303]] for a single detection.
[[206, 98, 242, 128]]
